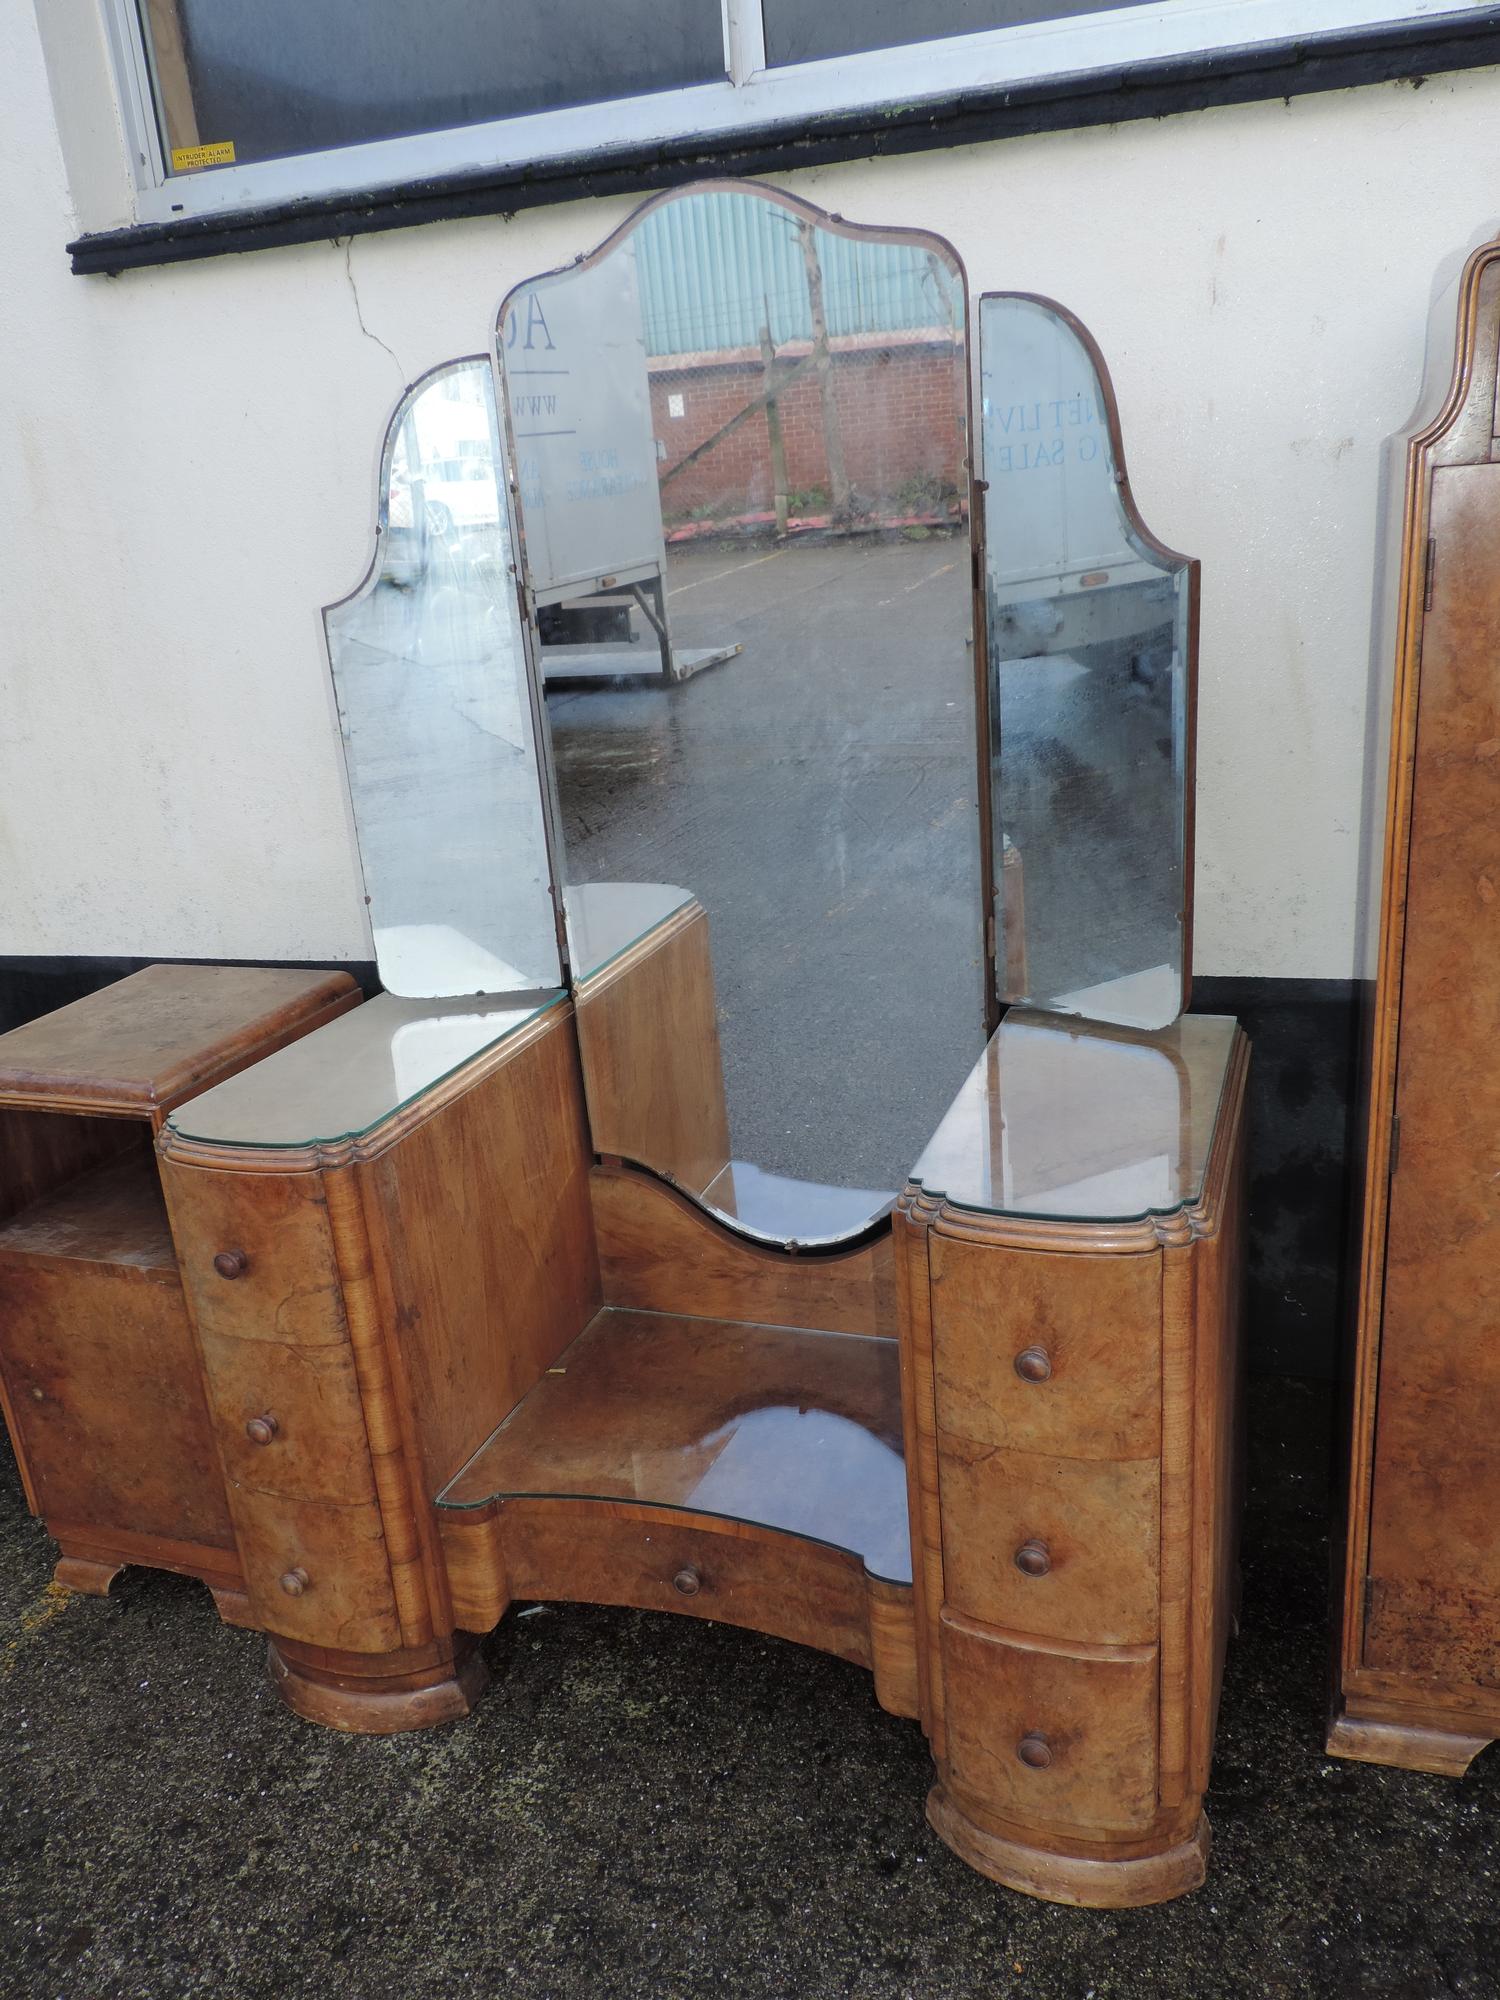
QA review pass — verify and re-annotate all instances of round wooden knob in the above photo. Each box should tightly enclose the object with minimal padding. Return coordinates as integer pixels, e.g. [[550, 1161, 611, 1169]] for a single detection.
[[1017, 1732, 1053, 1769], [279, 1567, 310, 1598], [672, 1567, 701, 1597], [1014, 1345, 1052, 1383], [213, 1249, 249, 1280], [245, 1414, 279, 1446], [1014, 1539, 1052, 1578]]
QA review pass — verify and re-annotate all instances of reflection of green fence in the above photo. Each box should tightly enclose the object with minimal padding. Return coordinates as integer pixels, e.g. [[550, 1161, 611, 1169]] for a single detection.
[[636, 191, 962, 359]]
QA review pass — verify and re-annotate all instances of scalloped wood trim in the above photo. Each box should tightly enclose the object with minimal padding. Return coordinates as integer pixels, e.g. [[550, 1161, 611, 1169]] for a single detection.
[[898, 1025, 1248, 1256]]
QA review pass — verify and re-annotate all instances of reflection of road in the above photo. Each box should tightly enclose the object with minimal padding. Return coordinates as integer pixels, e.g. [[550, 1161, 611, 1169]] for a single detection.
[[547, 533, 982, 1193], [996, 618, 1179, 1002], [330, 567, 558, 985]]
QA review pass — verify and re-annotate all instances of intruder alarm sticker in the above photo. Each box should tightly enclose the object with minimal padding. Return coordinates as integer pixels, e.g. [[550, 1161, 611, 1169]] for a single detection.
[[170, 141, 236, 172]]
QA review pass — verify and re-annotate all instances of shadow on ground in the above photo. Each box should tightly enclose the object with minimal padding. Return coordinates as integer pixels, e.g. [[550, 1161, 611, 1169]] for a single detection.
[[2, 1378, 1497, 2000]]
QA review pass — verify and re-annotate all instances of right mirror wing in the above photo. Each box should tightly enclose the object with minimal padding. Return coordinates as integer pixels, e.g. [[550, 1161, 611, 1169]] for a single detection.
[[980, 294, 1196, 1032]]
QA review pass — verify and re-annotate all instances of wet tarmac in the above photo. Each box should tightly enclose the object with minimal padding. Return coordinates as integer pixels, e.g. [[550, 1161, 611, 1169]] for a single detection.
[[549, 532, 984, 1200], [4, 1378, 1498, 2000]]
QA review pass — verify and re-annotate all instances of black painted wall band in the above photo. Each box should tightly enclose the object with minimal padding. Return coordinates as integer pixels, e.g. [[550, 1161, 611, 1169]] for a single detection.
[[0, 956, 1358, 1379]]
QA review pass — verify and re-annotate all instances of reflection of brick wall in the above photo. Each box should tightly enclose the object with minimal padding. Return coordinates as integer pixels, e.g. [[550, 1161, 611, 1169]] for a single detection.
[[652, 340, 964, 522]]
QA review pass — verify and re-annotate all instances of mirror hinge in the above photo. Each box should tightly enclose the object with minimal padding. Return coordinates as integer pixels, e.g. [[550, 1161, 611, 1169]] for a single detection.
[[1388, 1113, 1401, 1177], [1423, 535, 1436, 612]]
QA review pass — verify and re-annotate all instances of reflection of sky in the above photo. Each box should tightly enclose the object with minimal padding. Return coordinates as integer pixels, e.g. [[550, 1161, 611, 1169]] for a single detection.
[[686, 1406, 911, 1585]]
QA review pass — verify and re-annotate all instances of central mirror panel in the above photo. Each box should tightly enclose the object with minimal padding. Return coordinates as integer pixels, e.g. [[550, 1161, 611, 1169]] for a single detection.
[[979, 294, 1195, 1031], [498, 184, 983, 1246]]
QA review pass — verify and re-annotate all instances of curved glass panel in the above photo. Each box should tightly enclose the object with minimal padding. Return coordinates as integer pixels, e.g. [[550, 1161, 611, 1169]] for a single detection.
[[500, 183, 982, 1248], [980, 295, 1192, 1031], [165, 992, 563, 1150], [437, 1310, 912, 1585], [910, 1009, 1235, 1223], [324, 358, 562, 999]]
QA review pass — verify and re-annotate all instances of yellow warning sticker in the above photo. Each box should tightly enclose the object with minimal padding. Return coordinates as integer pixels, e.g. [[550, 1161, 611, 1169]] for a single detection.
[[171, 140, 236, 172]]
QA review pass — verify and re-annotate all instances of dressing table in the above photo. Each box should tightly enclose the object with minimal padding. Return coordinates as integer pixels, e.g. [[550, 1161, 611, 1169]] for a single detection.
[[0, 182, 1246, 1907]]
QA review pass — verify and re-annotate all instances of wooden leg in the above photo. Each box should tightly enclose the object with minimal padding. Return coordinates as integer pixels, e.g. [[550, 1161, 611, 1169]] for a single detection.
[[1327, 1699, 1492, 1777], [268, 1633, 489, 1736], [53, 1555, 124, 1597], [927, 1786, 1211, 1909]]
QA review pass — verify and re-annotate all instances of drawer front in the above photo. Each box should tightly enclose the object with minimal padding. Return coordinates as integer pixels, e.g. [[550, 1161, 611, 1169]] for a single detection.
[[940, 1612, 1159, 1832], [163, 1163, 348, 1348], [230, 1487, 401, 1652], [929, 1237, 1160, 1460], [199, 1332, 377, 1507], [493, 1500, 873, 1668], [939, 1436, 1159, 1646]]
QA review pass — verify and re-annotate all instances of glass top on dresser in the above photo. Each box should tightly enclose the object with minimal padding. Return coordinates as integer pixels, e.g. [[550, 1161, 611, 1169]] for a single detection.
[[563, 883, 694, 984], [909, 1008, 1238, 1223], [165, 990, 563, 1149]]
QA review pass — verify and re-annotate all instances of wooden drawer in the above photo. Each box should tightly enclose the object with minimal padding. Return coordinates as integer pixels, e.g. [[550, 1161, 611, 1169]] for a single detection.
[[938, 1436, 1159, 1646], [458, 1498, 876, 1669], [230, 1487, 401, 1652], [163, 1163, 348, 1348], [929, 1237, 1160, 1460], [199, 1332, 378, 1507], [939, 1611, 1159, 1833]]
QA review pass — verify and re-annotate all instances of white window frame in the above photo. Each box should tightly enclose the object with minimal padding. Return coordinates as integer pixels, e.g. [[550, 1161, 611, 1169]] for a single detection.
[[100, 0, 1483, 227]]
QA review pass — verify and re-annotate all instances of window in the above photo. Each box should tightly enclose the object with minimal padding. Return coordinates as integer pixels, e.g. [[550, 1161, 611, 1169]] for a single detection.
[[92, 2, 1493, 241]]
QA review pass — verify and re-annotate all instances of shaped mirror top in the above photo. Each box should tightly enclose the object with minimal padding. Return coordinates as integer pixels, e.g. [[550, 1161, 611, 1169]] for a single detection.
[[980, 295, 1195, 1032], [324, 357, 562, 1001], [499, 183, 985, 1250]]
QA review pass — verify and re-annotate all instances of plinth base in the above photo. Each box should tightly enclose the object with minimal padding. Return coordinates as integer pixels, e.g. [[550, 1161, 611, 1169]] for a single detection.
[[269, 1636, 488, 1735], [927, 1785, 1211, 1908]]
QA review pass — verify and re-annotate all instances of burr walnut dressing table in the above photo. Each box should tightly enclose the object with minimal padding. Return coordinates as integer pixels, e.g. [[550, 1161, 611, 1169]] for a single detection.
[[0, 183, 1246, 1908]]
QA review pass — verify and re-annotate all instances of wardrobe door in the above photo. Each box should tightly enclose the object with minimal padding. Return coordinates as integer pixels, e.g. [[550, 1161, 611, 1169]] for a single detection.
[[1365, 460, 1500, 1682]]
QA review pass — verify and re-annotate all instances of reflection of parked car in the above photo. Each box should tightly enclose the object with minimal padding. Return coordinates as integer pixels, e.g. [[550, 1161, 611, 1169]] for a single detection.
[[423, 458, 501, 537]]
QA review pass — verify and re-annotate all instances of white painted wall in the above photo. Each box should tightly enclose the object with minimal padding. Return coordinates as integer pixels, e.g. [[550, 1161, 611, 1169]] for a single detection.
[[3, 6, 1498, 978]]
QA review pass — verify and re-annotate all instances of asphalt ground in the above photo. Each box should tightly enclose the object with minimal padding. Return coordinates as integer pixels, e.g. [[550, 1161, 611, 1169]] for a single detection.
[[4, 1378, 1498, 2000]]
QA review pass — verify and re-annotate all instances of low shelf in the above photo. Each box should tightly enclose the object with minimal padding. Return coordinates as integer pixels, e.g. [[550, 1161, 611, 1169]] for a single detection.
[[0, 1148, 173, 1274], [438, 1307, 912, 1586]]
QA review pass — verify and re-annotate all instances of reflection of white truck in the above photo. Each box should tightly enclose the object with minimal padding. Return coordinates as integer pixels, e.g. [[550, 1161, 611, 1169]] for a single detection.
[[981, 298, 1173, 659]]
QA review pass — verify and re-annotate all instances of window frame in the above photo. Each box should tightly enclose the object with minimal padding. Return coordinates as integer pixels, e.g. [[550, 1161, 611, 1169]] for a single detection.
[[76, 0, 1500, 270]]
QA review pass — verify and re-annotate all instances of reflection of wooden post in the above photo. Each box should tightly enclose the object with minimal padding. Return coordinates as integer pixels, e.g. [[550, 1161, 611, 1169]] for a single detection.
[[1001, 837, 1029, 998], [798, 219, 851, 521], [759, 322, 789, 538], [146, 0, 200, 156]]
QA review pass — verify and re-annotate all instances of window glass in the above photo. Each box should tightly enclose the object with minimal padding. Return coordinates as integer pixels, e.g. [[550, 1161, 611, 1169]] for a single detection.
[[763, 0, 1146, 68], [139, 0, 726, 171]]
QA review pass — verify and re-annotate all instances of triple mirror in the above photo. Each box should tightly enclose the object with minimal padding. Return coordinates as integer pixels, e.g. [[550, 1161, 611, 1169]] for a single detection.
[[323, 181, 1196, 1252]]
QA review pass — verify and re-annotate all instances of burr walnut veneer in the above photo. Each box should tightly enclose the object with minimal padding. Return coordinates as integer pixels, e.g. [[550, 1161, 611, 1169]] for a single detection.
[[0, 966, 360, 1604], [0, 932, 1246, 1908], [1331, 232, 1500, 1777]]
